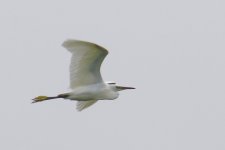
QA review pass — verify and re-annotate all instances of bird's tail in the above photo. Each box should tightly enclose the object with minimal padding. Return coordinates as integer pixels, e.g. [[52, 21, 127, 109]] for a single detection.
[[32, 96, 59, 103]]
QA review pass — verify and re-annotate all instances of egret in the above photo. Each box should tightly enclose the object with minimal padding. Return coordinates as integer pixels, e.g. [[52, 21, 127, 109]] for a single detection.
[[32, 39, 135, 111]]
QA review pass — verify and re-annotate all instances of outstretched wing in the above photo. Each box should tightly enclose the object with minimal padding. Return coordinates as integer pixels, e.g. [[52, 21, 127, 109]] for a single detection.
[[76, 100, 98, 111], [62, 39, 108, 89]]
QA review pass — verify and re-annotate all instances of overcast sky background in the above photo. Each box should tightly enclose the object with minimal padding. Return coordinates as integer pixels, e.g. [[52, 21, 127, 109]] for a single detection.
[[0, 0, 225, 149]]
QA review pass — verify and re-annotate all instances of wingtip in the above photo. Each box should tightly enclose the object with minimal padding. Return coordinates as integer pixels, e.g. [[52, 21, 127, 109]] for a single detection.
[[76, 100, 98, 111], [62, 39, 77, 48], [62, 39, 108, 54]]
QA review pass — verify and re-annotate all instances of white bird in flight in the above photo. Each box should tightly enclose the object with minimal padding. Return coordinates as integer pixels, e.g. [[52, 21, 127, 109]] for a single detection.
[[32, 39, 135, 111]]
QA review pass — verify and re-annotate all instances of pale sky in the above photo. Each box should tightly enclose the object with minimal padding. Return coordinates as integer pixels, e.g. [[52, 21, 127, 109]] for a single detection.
[[0, 0, 225, 150]]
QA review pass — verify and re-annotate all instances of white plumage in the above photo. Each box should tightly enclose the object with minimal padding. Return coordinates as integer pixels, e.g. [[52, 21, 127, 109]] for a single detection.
[[32, 39, 135, 111], [62, 40, 108, 88]]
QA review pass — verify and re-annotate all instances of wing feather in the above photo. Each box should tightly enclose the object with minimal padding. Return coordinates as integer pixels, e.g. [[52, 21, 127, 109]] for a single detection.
[[76, 100, 98, 111], [62, 39, 108, 88]]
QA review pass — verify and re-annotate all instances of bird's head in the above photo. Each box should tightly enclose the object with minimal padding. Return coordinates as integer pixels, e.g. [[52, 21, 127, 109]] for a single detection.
[[106, 82, 135, 91]]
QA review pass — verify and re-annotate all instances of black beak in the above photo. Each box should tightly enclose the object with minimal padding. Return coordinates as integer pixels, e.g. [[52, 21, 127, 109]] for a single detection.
[[116, 86, 135, 91]]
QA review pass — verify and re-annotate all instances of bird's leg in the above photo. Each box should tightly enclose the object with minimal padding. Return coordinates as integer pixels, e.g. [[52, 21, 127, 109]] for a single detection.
[[57, 93, 70, 98], [32, 93, 70, 103]]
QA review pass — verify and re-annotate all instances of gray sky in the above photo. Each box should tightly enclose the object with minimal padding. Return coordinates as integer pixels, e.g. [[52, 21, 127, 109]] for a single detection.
[[0, 0, 225, 149]]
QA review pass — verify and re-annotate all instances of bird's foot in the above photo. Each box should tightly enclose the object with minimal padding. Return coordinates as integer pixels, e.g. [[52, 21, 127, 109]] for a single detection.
[[32, 96, 49, 103]]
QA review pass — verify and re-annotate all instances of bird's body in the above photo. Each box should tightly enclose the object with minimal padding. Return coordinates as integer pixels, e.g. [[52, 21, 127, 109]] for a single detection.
[[33, 39, 134, 111], [67, 83, 119, 101]]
